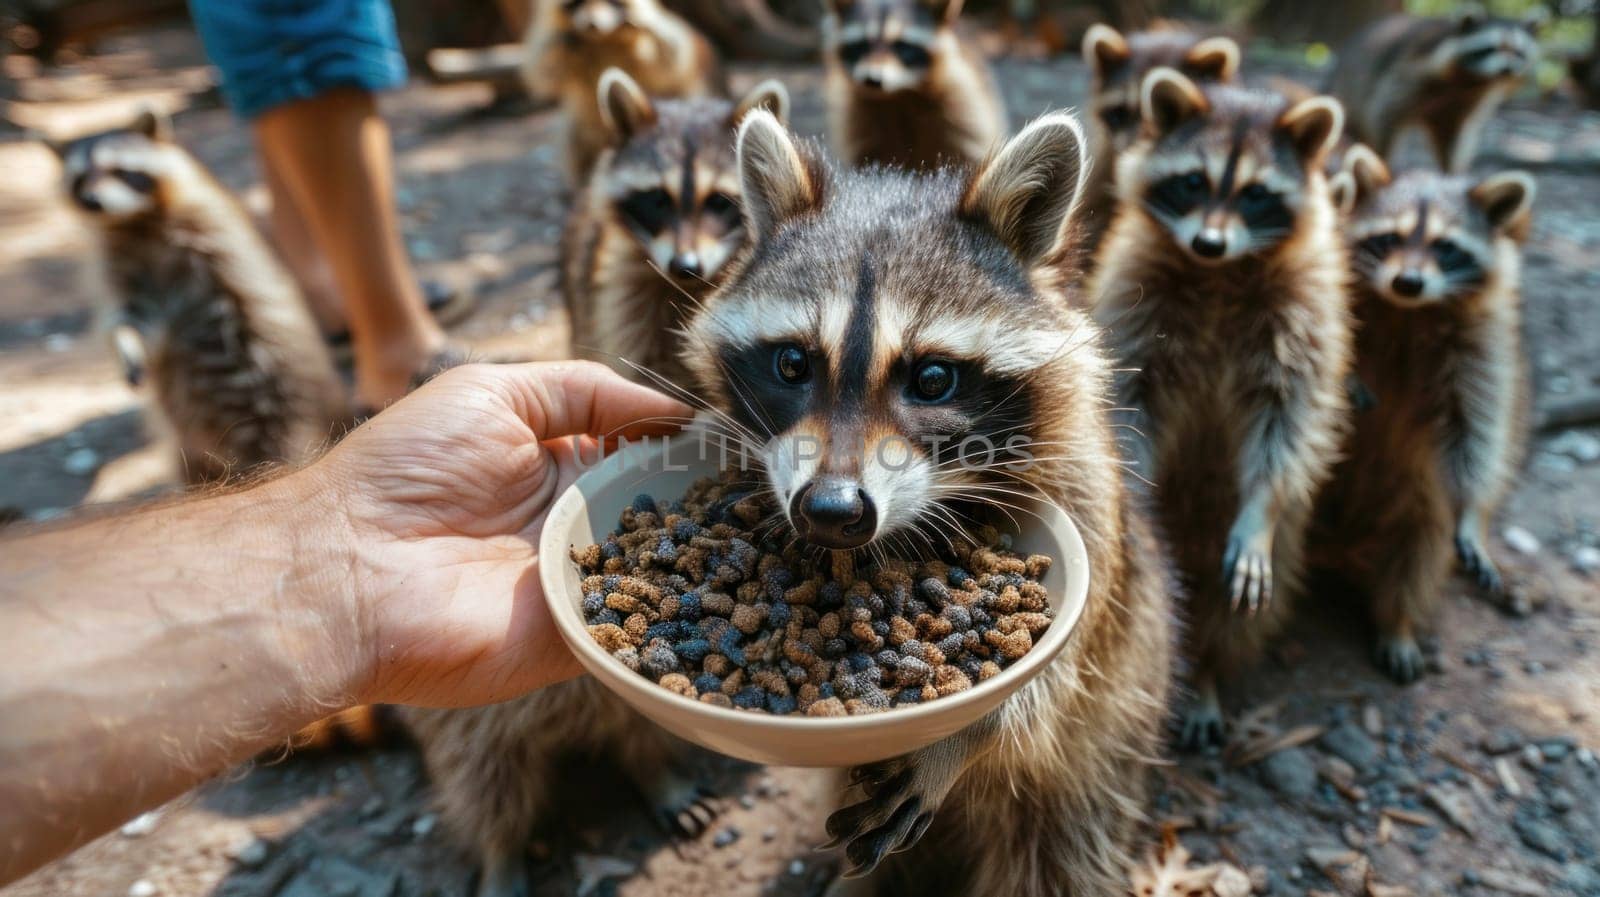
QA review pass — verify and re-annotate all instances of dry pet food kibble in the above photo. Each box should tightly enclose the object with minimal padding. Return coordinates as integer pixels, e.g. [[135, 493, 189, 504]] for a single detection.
[[574, 476, 1055, 716]]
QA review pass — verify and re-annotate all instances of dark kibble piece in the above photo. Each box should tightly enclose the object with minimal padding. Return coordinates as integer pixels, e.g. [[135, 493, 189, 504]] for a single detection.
[[894, 688, 922, 706], [818, 682, 836, 699], [876, 650, 901, 667], [768, 601, 792, 629], [948, 567, 973, 588], [655, 536, 678, 562], [694, 673, 723, 694], [917, 578, 951, 608], [642, 643, 680, 679], [718, 629, 748, 666], [734, 687, 766, 710], [819, 581, 844, 608], [938, 633, 965, 657], [766, 693, 798, 715], [632, 494, 658, 515], [823, 638, 848, 659], [582, 592, 605, 615], [678, 592, 703, 620], [943, 605, 972, 631], [673, 519, 699, 541], [676, 639, 712, 662]]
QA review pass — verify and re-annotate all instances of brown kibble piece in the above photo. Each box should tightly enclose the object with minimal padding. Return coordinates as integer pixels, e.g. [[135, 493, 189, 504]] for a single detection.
[[608, 592, 650, 615], [933, 664, 973, 696], [818, 612, 841, 639], [722, 668, 746, 695], [659, 673, 696, 697], [1025, 554, 1052, 578], [588, 624, 630, 653], [978, 660, 1001, 681], [850, 619, 884, 651], [807, 697, 847, 717], [731, 602, 767, 635], [703, 653, 732, 676], [888, 616, 916, 646], [700, 692, 733, 707], [623, 613, 649, 644], [573, 544, 602, 568]]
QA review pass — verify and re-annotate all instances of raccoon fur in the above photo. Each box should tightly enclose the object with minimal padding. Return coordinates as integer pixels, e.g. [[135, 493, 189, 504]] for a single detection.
[[53, 111, 345, 485], [1091, 72, 1353, 747], [682, 109, 1173, 896], [822, 0, 1007, 170], [1320, 155, 1533, 682], [1079, 23, 1240, 244], [562, 68, 789, 388], [522, 0, 725, 184], [1325, 10, 1541, 173]]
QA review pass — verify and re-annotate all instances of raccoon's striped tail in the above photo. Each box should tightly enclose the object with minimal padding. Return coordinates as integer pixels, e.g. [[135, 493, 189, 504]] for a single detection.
[[283, 705, 399, 754]]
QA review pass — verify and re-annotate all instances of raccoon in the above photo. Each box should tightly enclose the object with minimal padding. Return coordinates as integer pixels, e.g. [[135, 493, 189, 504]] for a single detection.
[[52, 111, 345, 485], [1079, 23, 1240, 242], [1091, 72, 1353, 747], [682, 110, 1173, 895], [1319, 156, 1533, 682], [522, 0, 725, 183], [1326, 10, 1542, 174], [822, 0, 1007, 170], [562, 68, 789, 388]]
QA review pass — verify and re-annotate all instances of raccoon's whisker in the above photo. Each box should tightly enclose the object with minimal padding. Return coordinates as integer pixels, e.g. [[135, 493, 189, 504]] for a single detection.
[[610, 353, 772, 454]]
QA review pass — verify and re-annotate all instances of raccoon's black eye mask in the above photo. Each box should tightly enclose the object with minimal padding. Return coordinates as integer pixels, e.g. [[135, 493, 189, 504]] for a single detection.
[[618, 188, 674, 235], [1148, 171, 1210, 217]]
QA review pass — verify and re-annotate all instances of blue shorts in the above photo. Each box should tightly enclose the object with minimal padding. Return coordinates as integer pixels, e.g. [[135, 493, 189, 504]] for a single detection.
[[189, 0, 408, 120]]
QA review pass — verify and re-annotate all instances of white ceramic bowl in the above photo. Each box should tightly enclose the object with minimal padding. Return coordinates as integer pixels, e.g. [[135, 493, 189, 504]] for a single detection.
[[538, 434, 1090, 767]]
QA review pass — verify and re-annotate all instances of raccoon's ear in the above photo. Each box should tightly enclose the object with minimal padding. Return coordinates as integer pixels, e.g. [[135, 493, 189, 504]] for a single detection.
[[1276, 95, 1343, 166], [1141, 67, 1208, 136], [133, 108, 173, 141], [1470, 170, 1536, 239], [1328, 172, 1358, 217], [1454, 6, 1486, 33], [736, 110, 825, 241], [598, 68, 656, 143], [1330, 143, 1390, 213], [1082, 24, 1130, 79], [732, 79, 790, 127], [1184, 36, 1241, 82], [960, 112, 1086, 266]]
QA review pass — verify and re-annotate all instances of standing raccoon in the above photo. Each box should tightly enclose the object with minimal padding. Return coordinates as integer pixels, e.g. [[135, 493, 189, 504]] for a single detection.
[[1326, 10, 1541, 173], [563, 68, 789, 388], [523, 0, 725, 183], [1320, 157, 1533, 682], [683, 109, 1173, 895], [822, 0, 1006, 170], [1079, 23, 1240, 242], [54, 111, 344, 485], [1092, 72, 1352, 747]]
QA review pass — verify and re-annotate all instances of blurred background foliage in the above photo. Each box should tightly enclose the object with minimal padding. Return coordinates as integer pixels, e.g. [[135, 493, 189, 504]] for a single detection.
[[1, 0, 1596, 96]]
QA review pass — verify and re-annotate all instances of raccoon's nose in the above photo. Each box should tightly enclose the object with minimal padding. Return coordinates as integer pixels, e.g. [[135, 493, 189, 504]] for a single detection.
[[1190, 229, 1227, 259], [791, 476, 877, 550], [861, 72, 884, 90], [668, 252, 702, 279], [1392, 271, 1426, 297]]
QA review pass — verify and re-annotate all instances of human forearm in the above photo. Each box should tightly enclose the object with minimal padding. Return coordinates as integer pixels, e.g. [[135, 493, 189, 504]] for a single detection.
[[0, 470, 360, 884]]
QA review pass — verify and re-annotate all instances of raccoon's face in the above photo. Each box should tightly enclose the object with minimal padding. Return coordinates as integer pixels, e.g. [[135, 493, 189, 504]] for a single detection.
[[596, 70, 790, 285], [1433, 11, 1542, 82], [685, 110, 1088, 551], [53, 111, 178, 221], [1083, 25, 1239, 156], [557, 0, 634, 36], [1345, 169, 1533, 308], [825, 0, 955, 95], [1125, 72, 1342, 265]]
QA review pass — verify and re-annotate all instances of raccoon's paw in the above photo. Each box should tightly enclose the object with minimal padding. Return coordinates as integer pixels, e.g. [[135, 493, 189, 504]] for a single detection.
[[824, 751, 956, 878], [1375, 633, 1425, 685], [1455, 530, 1504, 596], [1222, 531, 1273, 615], [643, 770, 720, 838], [1178, 700, 1226, 751]]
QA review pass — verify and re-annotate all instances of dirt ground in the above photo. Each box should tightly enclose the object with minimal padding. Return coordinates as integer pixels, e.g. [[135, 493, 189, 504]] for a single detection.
[[2, 22, 1599, 897]]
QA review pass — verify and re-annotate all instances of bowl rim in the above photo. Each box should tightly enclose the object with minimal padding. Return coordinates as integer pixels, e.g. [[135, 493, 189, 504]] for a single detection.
[[538, 433, 1090, 733]]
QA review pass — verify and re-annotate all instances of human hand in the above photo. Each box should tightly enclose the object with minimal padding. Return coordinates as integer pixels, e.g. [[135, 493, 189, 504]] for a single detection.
[[300, 361, 689, 709]]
